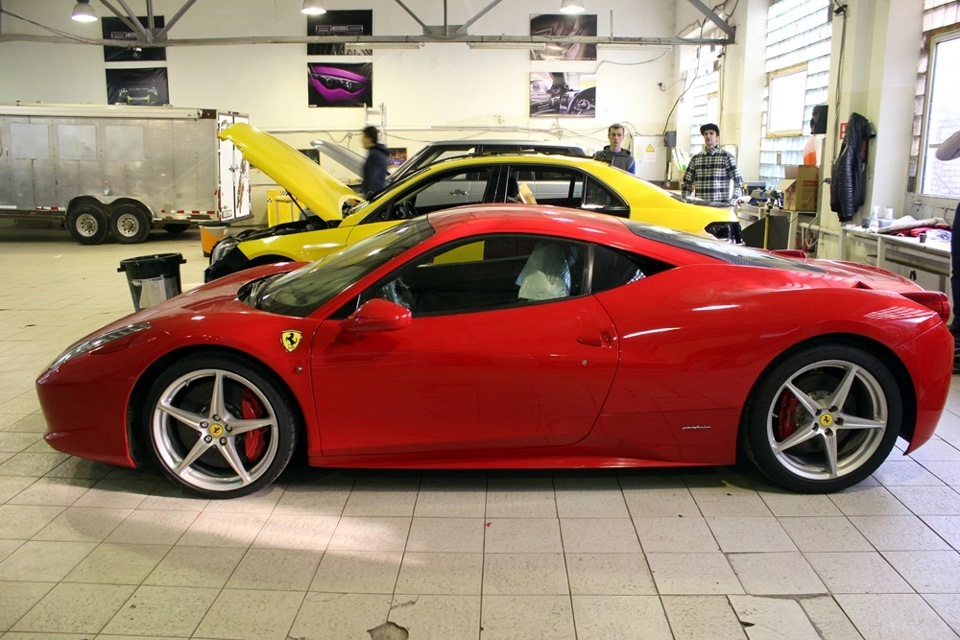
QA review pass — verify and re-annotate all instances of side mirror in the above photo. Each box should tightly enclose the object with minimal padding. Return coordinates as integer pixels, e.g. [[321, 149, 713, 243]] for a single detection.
[[341, 298, 412, 335]]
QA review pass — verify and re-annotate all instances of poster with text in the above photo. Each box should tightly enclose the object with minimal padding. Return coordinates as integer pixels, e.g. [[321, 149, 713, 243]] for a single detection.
[[308, 63, 372, 107], [529, 72, 596, 118], [102, 16, 166, 62], [106, 67, 169, 106], [529, 14, 597, 61], [307, 10, 374, 55]]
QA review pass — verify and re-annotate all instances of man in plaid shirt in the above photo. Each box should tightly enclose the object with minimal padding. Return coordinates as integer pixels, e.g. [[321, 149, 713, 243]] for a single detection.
[[681, 123, 744, 203]]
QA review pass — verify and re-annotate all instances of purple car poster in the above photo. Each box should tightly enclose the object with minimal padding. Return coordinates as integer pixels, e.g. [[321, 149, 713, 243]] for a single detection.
[[106, 67, 169, 106], [386, 148, 407, 166], [530, 14, 597, 61], [102, 16, 166, 62], [308, 63, 372, 108], [529, 71, 596, 118], [307, 10, 374, 56]]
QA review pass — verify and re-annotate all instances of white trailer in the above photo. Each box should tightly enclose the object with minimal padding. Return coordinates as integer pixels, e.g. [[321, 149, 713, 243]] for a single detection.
[[0, 104, 251, 244]]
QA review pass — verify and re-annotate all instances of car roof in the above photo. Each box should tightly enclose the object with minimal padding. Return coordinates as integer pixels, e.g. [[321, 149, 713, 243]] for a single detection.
[[416, 139, 584, 150], [424, 202, 635, 243], [407, 152, 607, 171]]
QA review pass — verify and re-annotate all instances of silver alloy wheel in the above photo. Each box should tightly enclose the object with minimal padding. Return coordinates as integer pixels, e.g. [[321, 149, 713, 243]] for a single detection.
[[114, 211, 143, 239], [766, 358, 888, 481], [150, 367, 280, 493], [75, 212, 100, 238]]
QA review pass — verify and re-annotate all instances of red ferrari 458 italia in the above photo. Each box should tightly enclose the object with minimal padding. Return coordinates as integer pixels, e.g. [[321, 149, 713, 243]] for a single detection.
[[37, 204, 953, 498]]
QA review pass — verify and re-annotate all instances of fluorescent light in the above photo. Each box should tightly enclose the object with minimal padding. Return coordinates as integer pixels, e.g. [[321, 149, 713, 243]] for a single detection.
[[343, 42, 424, 51], [71, 0, 97, 22], [560, 0, 585, 14], [301, 0, 326, 15], [469, 41, 547, 50]]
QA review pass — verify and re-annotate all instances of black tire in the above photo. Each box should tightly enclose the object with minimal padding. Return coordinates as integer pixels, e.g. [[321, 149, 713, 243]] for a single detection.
[[110, 203, 153, 244], [143, 353, 299, 498], [66, 203, 109, 245], [163, 223, 190, 235], [740, 342, 902, 493]]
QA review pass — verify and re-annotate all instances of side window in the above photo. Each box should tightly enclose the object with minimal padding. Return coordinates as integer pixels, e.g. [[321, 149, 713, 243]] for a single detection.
[[357, 234, 587, 316], [588, 244, 670, 293], [583, 178, 628, 213], [508, 166, 584, 208], [370, 167, 493, 222]]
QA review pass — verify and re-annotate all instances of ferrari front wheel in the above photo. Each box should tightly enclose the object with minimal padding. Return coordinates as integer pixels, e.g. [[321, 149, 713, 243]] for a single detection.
[[742, 343, 901, 493], [144, 353, 298, 498]]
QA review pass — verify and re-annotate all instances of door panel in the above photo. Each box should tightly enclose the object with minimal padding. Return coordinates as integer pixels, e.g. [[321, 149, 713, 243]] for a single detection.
[[311, 295, 617, 456]]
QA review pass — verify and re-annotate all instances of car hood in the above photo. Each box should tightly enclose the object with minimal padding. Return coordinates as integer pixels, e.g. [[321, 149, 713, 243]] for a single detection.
[[219, 122, 361, 222]]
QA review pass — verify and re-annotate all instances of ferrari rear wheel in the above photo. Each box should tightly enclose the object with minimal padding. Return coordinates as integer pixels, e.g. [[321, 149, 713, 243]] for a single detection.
[[145, 353, 298, 498], [742, 343, 901, 493]]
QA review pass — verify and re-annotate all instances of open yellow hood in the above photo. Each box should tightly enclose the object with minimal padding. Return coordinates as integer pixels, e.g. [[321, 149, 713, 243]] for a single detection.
[[219, 122, 361, 222]]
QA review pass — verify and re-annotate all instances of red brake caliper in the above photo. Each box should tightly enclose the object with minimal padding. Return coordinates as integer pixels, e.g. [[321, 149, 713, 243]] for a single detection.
[[776, 392, 800, 441], [241, 389, 267, 462]]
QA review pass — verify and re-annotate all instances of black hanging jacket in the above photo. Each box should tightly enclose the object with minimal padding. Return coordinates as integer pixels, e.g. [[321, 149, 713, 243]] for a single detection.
[[830, 112, 872, 222]]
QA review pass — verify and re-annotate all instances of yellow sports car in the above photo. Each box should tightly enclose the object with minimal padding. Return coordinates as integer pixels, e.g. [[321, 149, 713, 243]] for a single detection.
[[206, 123, 741, 281]]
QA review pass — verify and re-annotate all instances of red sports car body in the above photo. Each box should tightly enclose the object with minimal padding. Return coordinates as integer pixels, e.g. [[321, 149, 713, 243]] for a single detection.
[[37, 204, 953, 498]]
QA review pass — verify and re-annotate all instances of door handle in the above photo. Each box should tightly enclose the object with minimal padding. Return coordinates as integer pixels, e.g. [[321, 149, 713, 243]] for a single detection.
[[577, 331, 611, 347], [449, 189, 467, 196]]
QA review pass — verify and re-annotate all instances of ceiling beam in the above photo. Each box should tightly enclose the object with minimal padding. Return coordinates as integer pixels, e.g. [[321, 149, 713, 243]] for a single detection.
[[686, 0, 735, 37], [0, 33, 732, 47]]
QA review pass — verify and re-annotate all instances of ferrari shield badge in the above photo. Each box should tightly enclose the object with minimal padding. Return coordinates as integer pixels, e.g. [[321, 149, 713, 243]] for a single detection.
[[281, 330, 302, 353]]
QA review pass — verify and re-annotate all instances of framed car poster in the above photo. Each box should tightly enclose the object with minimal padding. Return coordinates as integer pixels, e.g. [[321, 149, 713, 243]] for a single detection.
[[307, 10, 374, 55], [530, 14, 597, 61], [106, 67, 169, 106], [102, 16, 166, 62], [308, 63, 372, 108], [529, 71, 596, 118], [386, 148, 407, 167]]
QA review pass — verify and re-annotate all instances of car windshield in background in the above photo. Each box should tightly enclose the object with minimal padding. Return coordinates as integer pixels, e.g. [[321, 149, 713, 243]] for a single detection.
[[625, 220, 825, 274], [256, 218, 435, 317]]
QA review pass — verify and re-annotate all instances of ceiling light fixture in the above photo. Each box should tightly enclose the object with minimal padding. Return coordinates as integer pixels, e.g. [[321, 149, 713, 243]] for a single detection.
[[71, 0, 97, 22], [559, 0, 586, 14], [343, 42, 424, 51], [301, 0, 327, 16], [468, 41, 547, 50]]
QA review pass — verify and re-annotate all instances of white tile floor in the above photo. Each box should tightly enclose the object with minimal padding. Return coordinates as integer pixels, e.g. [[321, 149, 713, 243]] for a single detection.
[[2, 223, 960, 639]]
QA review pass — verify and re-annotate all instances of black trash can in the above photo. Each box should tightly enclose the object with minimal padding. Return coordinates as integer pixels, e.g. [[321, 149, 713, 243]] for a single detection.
[[118, 253, 187, 311]]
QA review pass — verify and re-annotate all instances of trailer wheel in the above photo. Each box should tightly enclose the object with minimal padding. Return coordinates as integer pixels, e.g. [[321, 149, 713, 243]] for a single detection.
[[66, 204, 109, 245], [110, 203, 153, 244], [163, 224, 190, 235]]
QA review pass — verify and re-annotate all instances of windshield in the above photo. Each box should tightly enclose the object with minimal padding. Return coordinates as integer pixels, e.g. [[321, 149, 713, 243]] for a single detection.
[[256, 218, 435, 317], [625, 220, 825, 273]]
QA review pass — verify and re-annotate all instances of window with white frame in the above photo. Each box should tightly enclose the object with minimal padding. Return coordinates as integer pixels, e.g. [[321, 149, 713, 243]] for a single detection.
[[918, 26, 960, 199], [767, 64, 808, 136], [908, 1, 959, 194]]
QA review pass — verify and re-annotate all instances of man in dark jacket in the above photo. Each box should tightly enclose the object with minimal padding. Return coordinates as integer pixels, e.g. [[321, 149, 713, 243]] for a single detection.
[[593, 123, 636, 173], [361, 125, 389, 198]]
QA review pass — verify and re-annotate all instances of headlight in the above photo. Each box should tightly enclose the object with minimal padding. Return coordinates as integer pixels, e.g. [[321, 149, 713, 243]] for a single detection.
[[210, 236, 239, 265], [313, 74, 363, 92], [48, 322, 151, 371]]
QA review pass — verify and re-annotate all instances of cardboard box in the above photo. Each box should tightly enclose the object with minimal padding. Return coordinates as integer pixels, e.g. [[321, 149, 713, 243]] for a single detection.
[[775, 165, 820, 212]]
